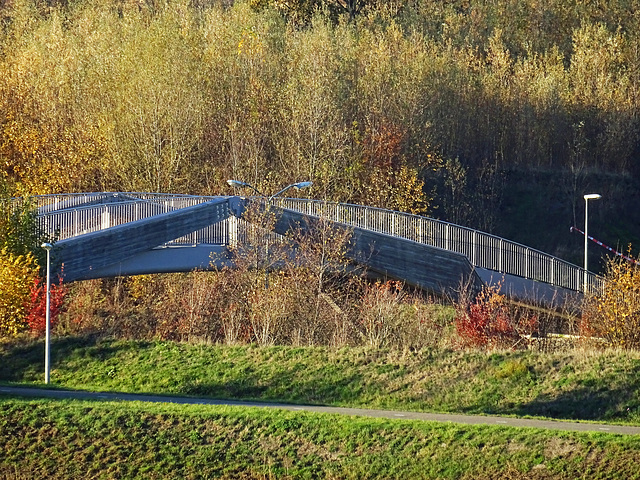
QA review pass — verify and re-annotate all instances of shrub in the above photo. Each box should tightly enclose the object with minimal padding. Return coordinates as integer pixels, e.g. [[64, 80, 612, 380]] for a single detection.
[[358, 280, 405, 348], [0, 179, 59, 338], [357, 280, 451, 350], [581, 252, 640, 349], [0, 247, 38, 336], [25, 276, 67, 336], [455, 283, 537, 350]]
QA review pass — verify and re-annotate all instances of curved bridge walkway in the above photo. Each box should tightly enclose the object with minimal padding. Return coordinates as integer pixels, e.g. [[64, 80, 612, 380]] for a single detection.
[[31, 192, 601, 306]]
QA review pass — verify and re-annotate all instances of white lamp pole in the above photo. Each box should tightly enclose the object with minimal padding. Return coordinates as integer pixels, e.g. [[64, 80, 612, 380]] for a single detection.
[[227, 180, 313, 288], [41, 242, 53, 384], [583, 194, 601, 293]]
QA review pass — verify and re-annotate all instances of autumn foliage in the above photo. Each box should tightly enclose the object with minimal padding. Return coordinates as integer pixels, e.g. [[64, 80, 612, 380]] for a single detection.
[[0, 247, 37, 336], [0, 177, 63, 337], [25, 276, 67, 336], [455, 284, 538, 350], [581, 253, 640, 349], [1, 0, 639, 215]]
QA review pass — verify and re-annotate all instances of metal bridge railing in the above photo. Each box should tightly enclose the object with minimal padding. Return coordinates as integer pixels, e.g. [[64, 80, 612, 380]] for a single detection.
[[277, 198, 603, 294], [36, 194, 229, 246], [27, 193, 602, 293], [31, 192, 218, 212]]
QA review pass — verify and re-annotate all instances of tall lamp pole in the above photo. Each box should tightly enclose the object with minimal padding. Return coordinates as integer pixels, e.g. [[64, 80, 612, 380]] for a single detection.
[[227, 180, 312, 288], [41, 242, 53, 384], [583, 194, 601, 293]]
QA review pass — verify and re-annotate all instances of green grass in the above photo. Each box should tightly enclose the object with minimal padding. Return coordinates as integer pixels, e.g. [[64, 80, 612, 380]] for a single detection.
[[2, 397, 640, 479], [2, 336, 640, 424]]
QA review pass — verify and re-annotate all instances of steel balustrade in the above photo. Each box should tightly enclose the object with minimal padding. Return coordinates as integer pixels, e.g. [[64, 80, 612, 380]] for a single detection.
[[36, 194, 227, 246], [277, 198, 603, 294], [25, 193, 602, 293]]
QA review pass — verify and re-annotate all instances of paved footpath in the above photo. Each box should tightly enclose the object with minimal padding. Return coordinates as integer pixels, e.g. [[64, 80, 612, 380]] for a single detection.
[[2, 386, 640, 436]]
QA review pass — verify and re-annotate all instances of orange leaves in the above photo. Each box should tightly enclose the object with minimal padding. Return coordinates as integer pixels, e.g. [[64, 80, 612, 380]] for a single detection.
[[455, 283, 537, 350], [362, 122, 403, 171], [358, 120, 429, 215]]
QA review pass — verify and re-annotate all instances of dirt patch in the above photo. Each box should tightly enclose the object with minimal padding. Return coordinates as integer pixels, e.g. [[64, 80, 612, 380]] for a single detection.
[[544, 437, 579, 459]]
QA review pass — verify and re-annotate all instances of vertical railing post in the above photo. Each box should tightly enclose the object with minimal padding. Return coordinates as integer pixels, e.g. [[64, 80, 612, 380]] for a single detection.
[[230, 212, 239, 247], [445, 224, 450, 251], [101, 206, 110, 230], [472, 231, 477, 266], [577, 268, 581, 292]]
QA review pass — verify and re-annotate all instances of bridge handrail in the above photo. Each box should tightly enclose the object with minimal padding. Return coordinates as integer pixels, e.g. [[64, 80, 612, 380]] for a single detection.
[[276, 198, 602, 293], [37, 195, 228, 244], [24, 192, 218, 211], [28, 193, 602, 293]]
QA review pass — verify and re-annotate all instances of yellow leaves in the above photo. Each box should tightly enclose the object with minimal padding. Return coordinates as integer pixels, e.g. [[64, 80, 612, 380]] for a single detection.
[[583, 250, 640, 349], [127, 275, 154, 302], [0, 247, 38, 337], [237, 27, 264, 60], [0, 116, 110, 195]]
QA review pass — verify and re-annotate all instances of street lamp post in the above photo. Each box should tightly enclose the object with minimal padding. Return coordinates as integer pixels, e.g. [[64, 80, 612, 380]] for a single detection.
[[41, 242, 53, 384], [583, 193, 601, 293], [227, 180, 312, 288]]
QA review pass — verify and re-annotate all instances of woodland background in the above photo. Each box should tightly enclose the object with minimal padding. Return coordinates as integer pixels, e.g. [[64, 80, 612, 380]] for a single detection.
[[2, 0, 640, 346], [1, 0, 640, 264]]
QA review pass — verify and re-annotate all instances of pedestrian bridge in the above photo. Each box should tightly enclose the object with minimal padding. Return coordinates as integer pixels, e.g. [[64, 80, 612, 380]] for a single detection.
[[31, 192, 601, 306]]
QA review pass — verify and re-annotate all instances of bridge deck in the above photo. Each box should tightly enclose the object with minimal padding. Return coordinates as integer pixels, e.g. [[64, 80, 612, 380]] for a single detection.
[[32, 193, 597, 305]]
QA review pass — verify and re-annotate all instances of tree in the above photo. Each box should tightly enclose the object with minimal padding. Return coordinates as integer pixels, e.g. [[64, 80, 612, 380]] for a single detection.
[[0, 179, 49, 265], [250, 0, 376, 24]]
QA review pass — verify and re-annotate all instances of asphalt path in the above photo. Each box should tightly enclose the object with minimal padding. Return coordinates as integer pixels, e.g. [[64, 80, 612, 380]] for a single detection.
[[2, 386, 640, 436]]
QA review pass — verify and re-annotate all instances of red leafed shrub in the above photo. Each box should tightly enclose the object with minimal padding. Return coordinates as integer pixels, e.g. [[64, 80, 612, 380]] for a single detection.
[[455, 284, 533, 350], [25, 276, 67, 336]]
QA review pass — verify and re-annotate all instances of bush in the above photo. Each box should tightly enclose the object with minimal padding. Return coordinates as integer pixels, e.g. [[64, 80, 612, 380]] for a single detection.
[[455, 283, 537, 350], [581, 252, 640, 349], [0, 247, 37, 336], [358, 280, 450, 350], [25, 276, 67, 336], [1, 180, 60, 337]]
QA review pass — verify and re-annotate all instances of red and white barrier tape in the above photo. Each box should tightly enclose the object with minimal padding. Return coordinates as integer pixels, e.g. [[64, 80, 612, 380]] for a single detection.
[[570, 226, 639, 265]]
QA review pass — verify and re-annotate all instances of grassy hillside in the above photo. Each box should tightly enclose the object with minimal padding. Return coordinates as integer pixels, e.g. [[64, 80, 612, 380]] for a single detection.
[[4, 337, 640, 479], [3, 397, 640, 479], [2, 337, 640, 424]]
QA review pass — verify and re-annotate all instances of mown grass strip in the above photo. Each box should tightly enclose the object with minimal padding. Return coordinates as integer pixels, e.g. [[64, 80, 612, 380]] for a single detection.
[[2, 397, 640, 479], [2, 336, 640, 424]]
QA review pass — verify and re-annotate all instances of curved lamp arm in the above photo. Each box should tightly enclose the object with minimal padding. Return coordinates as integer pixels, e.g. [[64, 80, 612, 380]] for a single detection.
[[268, 181, 313, 202], [227, 179, 312, 201]]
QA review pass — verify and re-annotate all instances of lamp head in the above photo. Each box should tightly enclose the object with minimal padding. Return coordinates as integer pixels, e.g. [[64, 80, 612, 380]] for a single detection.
[[584, 193, 602, 200], [41, 243, 53, 251], [294, 181, 312, 189], [227, 179, 248, 188]]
